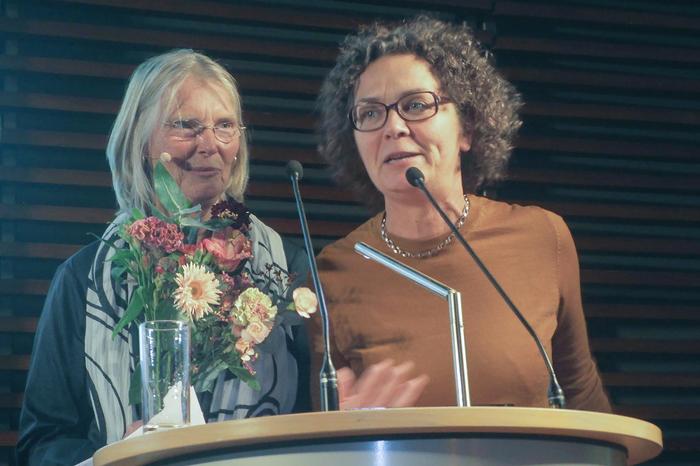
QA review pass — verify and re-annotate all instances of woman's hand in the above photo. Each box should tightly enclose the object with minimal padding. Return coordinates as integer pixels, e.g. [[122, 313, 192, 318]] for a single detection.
[[338, 359, 429, 410]]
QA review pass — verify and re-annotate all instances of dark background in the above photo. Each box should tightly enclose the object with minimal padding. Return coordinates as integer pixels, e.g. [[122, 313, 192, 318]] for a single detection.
[[1, 0, 699, 464]]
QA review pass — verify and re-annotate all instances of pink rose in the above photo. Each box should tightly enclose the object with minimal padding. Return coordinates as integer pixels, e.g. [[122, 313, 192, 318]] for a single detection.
[[241, 321, 271, 344], [292, 287, 318, 318], [179, 243, 202, 256], [202, 229, 252, 271], [235, 338, 255, 362]]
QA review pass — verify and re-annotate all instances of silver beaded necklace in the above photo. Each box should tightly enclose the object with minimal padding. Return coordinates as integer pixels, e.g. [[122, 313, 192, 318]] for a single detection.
[[380, 195, 470, 259]]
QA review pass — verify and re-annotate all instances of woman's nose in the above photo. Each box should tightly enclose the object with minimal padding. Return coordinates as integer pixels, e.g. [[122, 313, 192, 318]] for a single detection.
[[196, 127, 218, 155], [383, 109, 410, 139]]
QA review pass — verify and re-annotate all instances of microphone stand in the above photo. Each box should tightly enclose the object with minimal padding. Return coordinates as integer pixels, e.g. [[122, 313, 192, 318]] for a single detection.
[[354, 242, 471, 407], [286, 161, 339, 411], [405, 167, 566, 409]]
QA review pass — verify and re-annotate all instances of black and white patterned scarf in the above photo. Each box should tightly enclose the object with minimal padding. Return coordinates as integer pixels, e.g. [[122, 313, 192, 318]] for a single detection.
[[84, 213, 298, 444]]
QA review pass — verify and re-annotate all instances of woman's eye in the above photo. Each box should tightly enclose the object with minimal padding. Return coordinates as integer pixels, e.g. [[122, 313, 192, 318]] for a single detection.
[[404, 100, 429, 113], [171, 120, 198, 129], [217, 121, 235, 129], [359, 108, 380, 120]]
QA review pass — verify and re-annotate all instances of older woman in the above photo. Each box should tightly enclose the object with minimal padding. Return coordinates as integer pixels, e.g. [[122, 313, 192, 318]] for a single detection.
[[17, 49, 309, 465], [310, 17, 611, 412]]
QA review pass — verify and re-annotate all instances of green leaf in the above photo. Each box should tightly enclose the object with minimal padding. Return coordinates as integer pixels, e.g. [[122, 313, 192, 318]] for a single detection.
[[156, 299, 181, 321], [148, 203, 168, 221], [202, 218, 233, 230], [91, 234, 121, 251], [178, 205, 202, 216], [110, 266, 127, 283], [129, 363, 142, 406], [178, 217, 211, 230], [87, 232, 103, 242], [154, 162, 190, 215], [109, 249, 133, 265], [112, 287, 145, 337], [193, 360, 227, 393], [131, 207, 146, 220]]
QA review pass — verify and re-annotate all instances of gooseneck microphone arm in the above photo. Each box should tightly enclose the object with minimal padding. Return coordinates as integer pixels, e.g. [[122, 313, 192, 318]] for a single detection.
[[405, 167, 566, 409], [354, 242, 471, 407], [286, 160, 339, 411]]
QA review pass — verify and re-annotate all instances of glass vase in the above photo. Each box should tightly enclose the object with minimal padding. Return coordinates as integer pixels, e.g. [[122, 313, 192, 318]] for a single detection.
[[139, 320, 191, 432]]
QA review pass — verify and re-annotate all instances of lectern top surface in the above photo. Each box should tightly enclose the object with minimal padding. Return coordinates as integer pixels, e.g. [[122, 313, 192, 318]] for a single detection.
[[93, 407, 662, 466]]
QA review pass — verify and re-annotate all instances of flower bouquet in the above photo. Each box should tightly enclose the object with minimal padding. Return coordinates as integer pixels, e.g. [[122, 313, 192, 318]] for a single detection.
[[103, 161, 316, 404]]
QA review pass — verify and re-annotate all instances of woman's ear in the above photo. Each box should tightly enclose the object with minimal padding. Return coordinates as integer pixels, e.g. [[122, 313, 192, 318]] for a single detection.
[[459, 132, 472, 153]]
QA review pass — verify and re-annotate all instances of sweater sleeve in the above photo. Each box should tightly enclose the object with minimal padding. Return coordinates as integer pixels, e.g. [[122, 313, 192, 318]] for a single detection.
[[16, 243, 104, 465], [548, 213, 612, 412]]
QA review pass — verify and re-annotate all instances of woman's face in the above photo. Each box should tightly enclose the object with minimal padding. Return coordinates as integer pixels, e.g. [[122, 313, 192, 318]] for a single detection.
[[352, 54, 471, 202], [148, 76, 241, 211]]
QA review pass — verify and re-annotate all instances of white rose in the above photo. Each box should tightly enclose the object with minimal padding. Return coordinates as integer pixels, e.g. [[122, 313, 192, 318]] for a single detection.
[[293, 287, 318, 318], [242, 321, 271, 344]]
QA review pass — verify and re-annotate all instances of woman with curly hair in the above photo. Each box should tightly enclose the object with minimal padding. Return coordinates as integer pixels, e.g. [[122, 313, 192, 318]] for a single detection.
[[309, 16, 611, 412]]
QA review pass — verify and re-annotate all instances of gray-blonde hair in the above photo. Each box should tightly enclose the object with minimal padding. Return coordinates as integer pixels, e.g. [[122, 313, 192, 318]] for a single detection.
[[317, 16, 522, 210], [107, 49, 249, 214]]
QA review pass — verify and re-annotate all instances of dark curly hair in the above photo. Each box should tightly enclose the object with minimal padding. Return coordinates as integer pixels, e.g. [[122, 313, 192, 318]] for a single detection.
[[317, 16, 522, 210]]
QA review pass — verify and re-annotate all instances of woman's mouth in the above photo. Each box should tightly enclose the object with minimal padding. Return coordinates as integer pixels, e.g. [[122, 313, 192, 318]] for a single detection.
[[384, 152, 419, 164], [188, 166, 220, 175]]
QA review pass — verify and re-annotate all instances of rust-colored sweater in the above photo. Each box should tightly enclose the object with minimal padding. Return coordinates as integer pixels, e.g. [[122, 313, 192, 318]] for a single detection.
[[309, 196, 611, 412]]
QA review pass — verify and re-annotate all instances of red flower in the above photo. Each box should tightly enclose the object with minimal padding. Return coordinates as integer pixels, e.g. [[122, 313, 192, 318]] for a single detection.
[[179, 242, 203, 256], [127, 217, 183, 253], [210, 199, 251, 230], [202, 228, 252, 272]]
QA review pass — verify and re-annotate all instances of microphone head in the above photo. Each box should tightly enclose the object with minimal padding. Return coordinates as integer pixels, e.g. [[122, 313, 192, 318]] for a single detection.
[[286, 160, 304, 180], [405, 167, 425, 187]]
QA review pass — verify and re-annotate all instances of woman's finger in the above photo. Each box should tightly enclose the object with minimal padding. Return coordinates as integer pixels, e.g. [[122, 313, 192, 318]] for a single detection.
[[389, 374, 430, 408], [351, 359, 395, 407], [337, 359, 429, 410], [372, 361, 416, 408], [336, 366, 357, 400]]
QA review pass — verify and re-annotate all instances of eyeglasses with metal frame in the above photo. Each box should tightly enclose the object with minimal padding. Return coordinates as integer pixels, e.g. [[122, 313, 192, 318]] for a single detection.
[[164, 119, 246, 144]]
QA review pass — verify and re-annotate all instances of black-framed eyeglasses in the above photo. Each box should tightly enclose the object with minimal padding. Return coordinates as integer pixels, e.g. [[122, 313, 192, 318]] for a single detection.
[[349, 91, 453, 132], [164, 119, 246, 144]]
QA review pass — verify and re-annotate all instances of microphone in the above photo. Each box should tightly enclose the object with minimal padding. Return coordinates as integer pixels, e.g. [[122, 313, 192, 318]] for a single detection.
[[355, 241, 471, 407], [405, 167, 566, 409], [153, 151, 191, 171], [286, 160, 339, 411]]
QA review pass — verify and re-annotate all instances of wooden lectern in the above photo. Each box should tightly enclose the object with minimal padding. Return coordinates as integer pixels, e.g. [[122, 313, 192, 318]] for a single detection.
[[93, 407, 662, 465]]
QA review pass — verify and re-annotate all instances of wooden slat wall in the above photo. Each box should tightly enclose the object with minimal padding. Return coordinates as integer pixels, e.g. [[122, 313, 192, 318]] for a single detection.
[[489, 3, 700, 464], [1, 0, 698, 464]]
